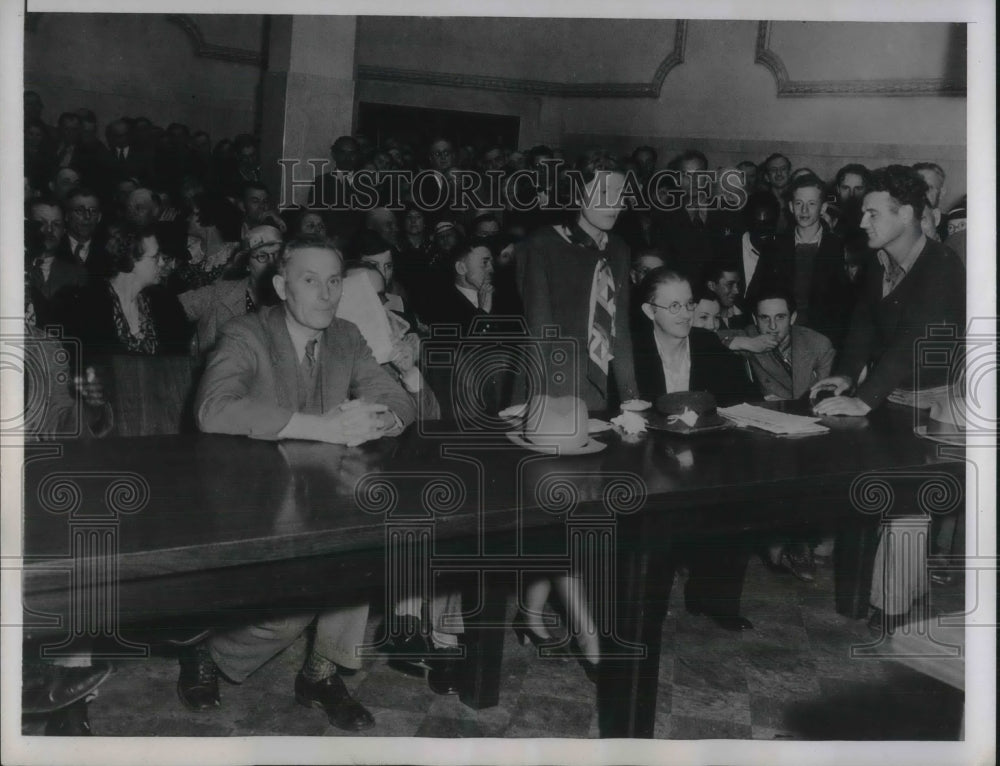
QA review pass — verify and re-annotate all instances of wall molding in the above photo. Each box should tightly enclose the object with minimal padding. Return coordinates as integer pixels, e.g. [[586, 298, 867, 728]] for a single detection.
[[166, 14, 263, 67], [357, 20, 687, 98], [754, 21, 966, 97]]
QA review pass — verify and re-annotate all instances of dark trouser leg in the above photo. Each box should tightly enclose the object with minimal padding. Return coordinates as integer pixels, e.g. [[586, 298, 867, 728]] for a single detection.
[[684, 535, 750, 617]]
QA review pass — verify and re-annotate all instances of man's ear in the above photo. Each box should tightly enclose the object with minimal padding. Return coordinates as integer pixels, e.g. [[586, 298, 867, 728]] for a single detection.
[[640, 302, 655, 322], [790, 310, 798, 326], [454, 259, 467, 278], [787, 200, 795, 216], [272, 273, 286, 301], [899, 204, 915, 225]]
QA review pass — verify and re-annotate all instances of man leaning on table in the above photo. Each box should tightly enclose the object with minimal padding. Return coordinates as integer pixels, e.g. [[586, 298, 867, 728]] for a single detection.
[[178, 238, 416, 730], [810, 165, 965, 636]]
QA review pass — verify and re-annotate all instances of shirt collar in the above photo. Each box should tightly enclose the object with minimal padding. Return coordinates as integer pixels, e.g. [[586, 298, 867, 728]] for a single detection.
[[283, 307, 323, 363], [572, 219, 609, 251], [742, 231, 759, 257], [456, 284, 479, 308], [794, 225, 823, 246], [877, 233, 926, 277]]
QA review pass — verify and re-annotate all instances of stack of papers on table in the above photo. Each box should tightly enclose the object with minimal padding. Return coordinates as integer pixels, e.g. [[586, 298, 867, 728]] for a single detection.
[[886, 385, 951, 410], [719, 403, 830, 435]]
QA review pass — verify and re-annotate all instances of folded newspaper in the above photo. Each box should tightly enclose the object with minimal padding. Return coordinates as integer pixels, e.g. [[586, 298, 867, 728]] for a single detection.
[[719, 403, 829, 435]]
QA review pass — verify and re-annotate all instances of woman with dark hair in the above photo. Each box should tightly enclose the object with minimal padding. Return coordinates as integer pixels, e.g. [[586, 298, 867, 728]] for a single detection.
[[175, 193, 243, 290], [65, 224, 190, 357]]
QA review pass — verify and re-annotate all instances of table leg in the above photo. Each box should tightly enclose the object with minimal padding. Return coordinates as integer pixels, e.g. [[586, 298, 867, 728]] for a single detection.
[[834, 518, 880, 619], [458, 572, 507, 709], [597, 533, 671, 738]]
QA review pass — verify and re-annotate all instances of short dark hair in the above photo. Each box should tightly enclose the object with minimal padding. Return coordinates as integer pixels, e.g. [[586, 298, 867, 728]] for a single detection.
[[631, 245, 668, 266], [703, 257, 741, 285], [450, 239, 492, 269], [834, 163, 872, 189], [694, 287, 721, 306], [356, 230, 393, 258], [632, 145, 658, 163], [638, 267, 690, 306], [57, 112, 81, 128], [105, 224, 156, 277], [669, 149, 708, 171], [868, 165, 928, 222], [753, 284, 797, 316], [528, 145, 554, 163], [240, 180, 270, 198], [191, 193, 243, 242], [575, 149, 619, 184], [763, 153, 791, 169], [744, 190, 780, 222], [64, 187, 100, 207], [787, 174, 827, 198]]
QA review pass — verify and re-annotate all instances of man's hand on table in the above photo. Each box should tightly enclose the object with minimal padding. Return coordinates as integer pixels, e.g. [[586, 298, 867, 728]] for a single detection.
[[812, 395, 871, 417]]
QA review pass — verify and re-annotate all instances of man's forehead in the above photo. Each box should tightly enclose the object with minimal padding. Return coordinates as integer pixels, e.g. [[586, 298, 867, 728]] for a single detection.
[[719, 271, 739, 282], [32, 204, 62, 219], [767, 159, 790, 170], [841, 173, 865, 186], [288, 246, 342, 271]]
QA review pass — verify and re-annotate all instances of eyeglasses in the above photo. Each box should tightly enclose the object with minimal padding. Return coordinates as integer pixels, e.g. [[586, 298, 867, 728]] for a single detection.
[[70, 206, 100, 218], [249, 250, 276, 263], [647, 300, 697, 314]]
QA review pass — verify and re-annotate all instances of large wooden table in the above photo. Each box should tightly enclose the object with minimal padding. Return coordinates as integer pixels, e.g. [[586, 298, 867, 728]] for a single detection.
[[21, 403, 964, 737]]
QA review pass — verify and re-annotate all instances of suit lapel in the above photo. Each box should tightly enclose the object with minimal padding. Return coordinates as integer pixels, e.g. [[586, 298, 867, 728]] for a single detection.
[[264, 306, 298, 412]]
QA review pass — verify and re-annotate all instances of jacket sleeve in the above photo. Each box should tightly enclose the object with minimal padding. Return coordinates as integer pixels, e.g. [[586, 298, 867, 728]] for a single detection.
[[195, 321, 294, 439], [345, 324, 417, 430]]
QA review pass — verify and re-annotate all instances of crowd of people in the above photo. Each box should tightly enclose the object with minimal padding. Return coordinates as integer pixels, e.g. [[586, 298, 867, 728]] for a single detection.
[[23, 89, 968, 736]]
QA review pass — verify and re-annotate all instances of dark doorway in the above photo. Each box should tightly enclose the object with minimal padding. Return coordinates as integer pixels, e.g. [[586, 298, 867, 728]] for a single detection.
[[357, 102, 520, 154]]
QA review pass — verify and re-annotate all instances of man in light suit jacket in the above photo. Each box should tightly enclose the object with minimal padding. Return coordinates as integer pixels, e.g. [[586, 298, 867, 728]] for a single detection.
[[179, 239, 416, 731], [720, 285, 835, 580], [721, 285, 835, 401]]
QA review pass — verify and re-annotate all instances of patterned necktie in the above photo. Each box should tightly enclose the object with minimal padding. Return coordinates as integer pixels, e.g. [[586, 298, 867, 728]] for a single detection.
[[73, 241, 84, 262], [245, 290, 257, 314], [772, 347, 793, 377], [588, 258, 616, 396], [303, 338, 317, 378]]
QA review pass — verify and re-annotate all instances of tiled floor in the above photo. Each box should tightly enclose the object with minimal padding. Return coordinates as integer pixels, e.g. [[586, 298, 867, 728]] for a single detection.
[[22, 554, 965, 739]]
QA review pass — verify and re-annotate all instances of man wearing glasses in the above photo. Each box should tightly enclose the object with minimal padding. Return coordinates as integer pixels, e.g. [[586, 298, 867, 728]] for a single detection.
[[633, 266, 758, 632], [179, 225, 283, 355], [61, 188, 105, 277]]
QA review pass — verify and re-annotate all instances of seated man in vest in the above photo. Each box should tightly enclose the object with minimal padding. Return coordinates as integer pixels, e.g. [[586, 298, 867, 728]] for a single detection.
[[178, 239, 416, 730]]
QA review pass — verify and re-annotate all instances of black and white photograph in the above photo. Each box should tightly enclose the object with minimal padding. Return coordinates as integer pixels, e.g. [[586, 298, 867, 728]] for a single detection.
[[1, 1, 995, 764]]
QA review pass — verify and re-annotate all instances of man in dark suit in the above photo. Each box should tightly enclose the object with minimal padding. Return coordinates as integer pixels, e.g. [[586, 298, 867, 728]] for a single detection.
[[752, 175, 852, 350], [179, 239, 416, 730], [27, 198, 88, 327], [310, 136, 364, 241], [60, 188, 106, 278], [105, 119, 151, 186], [716, 191, 781, 311], [703, 258, 752, 331], [632, 267, 758, 631], [811, 165, 966, 635]]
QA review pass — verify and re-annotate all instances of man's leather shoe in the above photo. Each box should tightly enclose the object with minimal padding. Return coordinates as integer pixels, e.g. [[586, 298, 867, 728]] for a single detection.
[[386, 616, 432, 678], [294, 672, 374, 731], [44, 699, 92, 735], [706, 614, 754, 632], [177, 643, 220, 711], [780, 547, 816, 582], [426, 652, 463, 695], [23, 662, 112, 714]]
